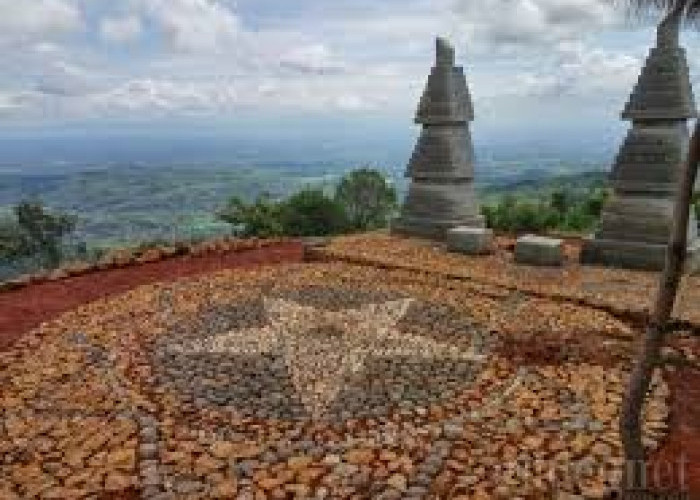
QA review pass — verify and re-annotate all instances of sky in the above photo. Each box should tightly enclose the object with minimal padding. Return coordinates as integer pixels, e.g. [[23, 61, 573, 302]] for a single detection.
[[1, 0, 699, 149]]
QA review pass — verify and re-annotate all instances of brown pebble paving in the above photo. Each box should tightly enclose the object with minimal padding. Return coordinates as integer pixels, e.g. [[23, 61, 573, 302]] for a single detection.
[[0, 252, 679, 500]]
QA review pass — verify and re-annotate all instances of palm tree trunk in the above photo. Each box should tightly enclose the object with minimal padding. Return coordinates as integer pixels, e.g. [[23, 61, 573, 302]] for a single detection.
[[620, 113, 700, 494]]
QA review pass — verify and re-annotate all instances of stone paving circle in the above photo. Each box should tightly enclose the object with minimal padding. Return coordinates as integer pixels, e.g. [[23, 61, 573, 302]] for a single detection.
[[0, 263, 671, 499]]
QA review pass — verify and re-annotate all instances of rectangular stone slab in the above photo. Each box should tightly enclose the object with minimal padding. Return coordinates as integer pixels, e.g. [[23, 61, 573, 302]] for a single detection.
[[515, 235, 565, 267], [446, 227, 493, 255], [581, 237, 700, 273]]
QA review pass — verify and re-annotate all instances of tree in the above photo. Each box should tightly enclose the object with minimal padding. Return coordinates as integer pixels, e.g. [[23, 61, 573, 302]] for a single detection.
[[549, 189, 569, 215], [334, 168, 398, 231], [612, 0, 700, 495], [281, 188, 348, 237], [583, 186, 610, 220], [218, 188, 348, 238], [0, 216, 24, 261], [0, 201, 77, 269], [217, 194, 285, 238]]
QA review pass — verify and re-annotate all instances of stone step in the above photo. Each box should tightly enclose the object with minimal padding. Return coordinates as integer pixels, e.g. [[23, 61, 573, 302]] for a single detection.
[[515, 235, 564, 267], [446, 227, 493, 255]]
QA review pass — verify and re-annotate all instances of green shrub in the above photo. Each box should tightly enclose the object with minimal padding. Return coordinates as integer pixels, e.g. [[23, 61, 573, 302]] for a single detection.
[[0, 201, 77, 269], [218, 167, 397, 238], [281, 188, 348, 237], [0, 216, 24, 260], [217, 194, 285, 238], [482, 186, 611, 234], [334, 168, 397, 231]]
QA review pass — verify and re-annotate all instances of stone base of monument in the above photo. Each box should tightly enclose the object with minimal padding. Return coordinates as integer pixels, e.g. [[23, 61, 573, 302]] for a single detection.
[[391, 215, 485, 241], [446, 226, 493, 255], [515, 235, 565, 267], [581, 237, 700, 273]]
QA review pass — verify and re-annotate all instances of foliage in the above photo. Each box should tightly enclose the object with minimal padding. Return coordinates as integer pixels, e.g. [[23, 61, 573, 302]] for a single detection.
[[0, 201, 77, 269], [218, 168, 398, 238], [218, 188, 347, 238], [334, 168, 398, 231], [0, 216, 24, 261], [281, 188, 348, 237], [693, 191, 700, 219], [481, 186, 610, 234], [217, 193, 286, 238]]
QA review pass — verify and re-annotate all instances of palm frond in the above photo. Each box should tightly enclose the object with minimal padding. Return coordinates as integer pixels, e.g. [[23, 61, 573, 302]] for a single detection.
[[613, 0, 700, 25]]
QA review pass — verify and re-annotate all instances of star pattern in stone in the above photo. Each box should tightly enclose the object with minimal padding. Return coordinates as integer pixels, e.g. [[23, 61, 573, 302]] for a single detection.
[[167, 297, 485, 418]]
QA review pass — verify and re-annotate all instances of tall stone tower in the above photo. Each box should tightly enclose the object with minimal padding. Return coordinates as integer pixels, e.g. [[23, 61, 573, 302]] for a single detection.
[[391, 37, 484, 240], [581, 16, 700, 272]]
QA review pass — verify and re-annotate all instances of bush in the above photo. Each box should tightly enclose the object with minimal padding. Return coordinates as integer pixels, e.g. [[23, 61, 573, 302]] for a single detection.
[[482, 186, 611, 234], [217, 194, 285, 238], [281, 188, 348, 237], [218, 167, 397, 238], [334, 168, 397, 231], [0, 201, 77, 269], [218, 188, 347, 238], [0, 216, 24, 260]]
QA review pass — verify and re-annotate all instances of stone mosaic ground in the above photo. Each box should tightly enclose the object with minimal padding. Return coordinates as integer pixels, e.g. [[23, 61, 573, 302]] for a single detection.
[[0, 260, 676, 499], [313, 232, 700, 327]]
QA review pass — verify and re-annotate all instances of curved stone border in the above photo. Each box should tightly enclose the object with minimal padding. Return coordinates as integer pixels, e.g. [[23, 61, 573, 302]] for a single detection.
[[0, 237, 292, 293]]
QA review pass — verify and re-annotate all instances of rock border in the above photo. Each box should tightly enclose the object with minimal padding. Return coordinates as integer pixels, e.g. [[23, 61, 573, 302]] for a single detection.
[[0, 237, 292, 294]]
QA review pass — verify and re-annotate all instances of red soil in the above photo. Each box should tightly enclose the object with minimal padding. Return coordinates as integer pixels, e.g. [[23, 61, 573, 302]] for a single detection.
[[648, 367, 700, 498], [0, 241, 304, 352]]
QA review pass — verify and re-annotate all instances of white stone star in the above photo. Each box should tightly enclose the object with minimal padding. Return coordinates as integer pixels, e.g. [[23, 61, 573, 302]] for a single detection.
[[167, 297, 485, 418]]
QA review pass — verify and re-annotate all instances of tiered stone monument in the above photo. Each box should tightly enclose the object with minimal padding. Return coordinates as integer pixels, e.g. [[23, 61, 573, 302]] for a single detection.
[[391, 37, 484, 240], [581, 16, 700, 272]]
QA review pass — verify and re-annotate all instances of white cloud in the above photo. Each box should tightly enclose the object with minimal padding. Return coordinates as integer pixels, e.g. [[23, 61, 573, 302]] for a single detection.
[[0, 0, 667, 127], [511, 41, 641, 99], [89, 79, 220, 113], [35, 61, 101, 97], [142, 0, 243, 52], [0, 90, 40, 116], [101, 15, 143, 44], [0, 0, 82, 46], [279, 44, 347, 75], [452, 0, 623, 50]]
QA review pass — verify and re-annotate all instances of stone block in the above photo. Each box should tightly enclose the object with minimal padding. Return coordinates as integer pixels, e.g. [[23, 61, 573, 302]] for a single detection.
[[515, 235, 564, 267], [581, 237, 700, 273], [446, 227, 493, 255]]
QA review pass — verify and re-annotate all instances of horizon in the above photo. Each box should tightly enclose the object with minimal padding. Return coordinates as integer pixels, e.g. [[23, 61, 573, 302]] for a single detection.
[[3, 0, 700, 170]]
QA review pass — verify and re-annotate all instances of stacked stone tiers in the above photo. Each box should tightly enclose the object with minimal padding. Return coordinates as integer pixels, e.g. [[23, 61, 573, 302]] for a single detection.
[[392, 38, 484, 239], [582, 20, 700, 272], [621, 46, 695, 121]]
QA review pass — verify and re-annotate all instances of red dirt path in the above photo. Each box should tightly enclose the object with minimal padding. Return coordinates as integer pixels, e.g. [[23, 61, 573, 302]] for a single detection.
[[0, 241, 304, 352]]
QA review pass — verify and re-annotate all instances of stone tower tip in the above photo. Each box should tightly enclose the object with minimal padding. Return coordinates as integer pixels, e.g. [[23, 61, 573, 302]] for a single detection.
[[436, 37, 454, 66], [656, 10, 681, 48]]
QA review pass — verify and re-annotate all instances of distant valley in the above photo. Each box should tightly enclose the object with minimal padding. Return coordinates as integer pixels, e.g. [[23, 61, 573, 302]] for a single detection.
[[0, 156, 610, 251]]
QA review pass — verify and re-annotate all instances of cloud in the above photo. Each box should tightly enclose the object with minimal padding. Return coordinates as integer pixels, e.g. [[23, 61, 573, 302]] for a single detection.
[[279, 44, 347, 75], [142, 0, 243, 52], [101, 15, 143, 44], [88, 79, 223, 113], [518, 41, 641, 98], [0, 0, 82, 46], [0, 0, 665, 128], [35, 61, 102, 97], [0, 90, 40, 117], [452, 0, 623, 50]]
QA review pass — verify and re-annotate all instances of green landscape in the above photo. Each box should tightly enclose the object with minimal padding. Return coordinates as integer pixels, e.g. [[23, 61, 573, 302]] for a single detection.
[[6, 165, 697, 282]]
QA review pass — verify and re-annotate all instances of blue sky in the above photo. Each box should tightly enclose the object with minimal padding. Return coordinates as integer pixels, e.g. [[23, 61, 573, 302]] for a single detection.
[[1, 0, 698, 145]]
